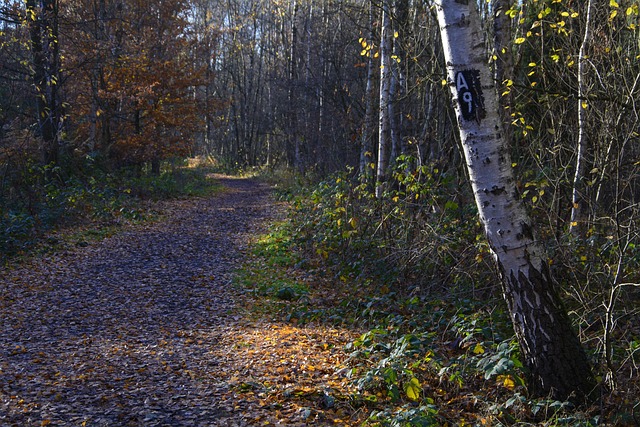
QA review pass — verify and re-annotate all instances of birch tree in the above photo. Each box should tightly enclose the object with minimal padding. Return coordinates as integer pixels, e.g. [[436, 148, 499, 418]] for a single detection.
[[569, 0, 594, 235], [359, 0, 376, 180], [434, 0, 596, 402], [375, 0, 392, 198]]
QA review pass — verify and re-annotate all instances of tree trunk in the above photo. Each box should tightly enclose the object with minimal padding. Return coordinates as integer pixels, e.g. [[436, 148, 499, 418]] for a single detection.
[[434, 0, 596, 403], [570, 0, 594, 235], [359, 0, 376, 181], [288, 0, 302, 173], [375, 0, 392, 198], [27, 0, 60, 169]]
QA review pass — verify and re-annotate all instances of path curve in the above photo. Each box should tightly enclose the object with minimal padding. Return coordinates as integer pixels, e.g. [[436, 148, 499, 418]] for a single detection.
[[0, 176, 283, 426]]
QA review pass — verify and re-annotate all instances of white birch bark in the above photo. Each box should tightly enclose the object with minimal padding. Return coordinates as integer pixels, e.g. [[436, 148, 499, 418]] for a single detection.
[[359, 0, 376, 179], [375, 0, 392, 198], [570, 0, 594, 234], [434, 0, 596, 402]]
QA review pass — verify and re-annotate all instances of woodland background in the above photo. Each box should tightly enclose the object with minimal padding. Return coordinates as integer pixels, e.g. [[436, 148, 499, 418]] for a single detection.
[[1, 0, 640, 425]]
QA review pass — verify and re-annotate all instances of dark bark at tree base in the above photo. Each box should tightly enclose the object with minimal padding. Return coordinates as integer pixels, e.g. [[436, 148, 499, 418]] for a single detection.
[[500, 260, 598, 403]]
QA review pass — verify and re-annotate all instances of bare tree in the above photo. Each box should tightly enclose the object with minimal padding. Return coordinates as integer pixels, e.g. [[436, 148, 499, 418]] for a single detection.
[[569, 0, 594, 235], [27, 0, 61, 168], [359, 0, 377, 180], [376, 0, 392, 198]]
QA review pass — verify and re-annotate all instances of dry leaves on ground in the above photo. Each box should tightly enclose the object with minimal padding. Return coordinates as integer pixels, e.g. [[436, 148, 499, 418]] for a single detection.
[[0, 176, 360, 426]]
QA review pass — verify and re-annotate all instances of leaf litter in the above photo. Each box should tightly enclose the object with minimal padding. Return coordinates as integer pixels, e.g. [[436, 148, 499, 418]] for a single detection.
[[0, 176, 359, 426]]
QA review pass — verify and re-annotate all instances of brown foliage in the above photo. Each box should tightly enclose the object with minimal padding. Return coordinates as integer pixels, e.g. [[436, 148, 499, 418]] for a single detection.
[[60, 0, 213, 167]]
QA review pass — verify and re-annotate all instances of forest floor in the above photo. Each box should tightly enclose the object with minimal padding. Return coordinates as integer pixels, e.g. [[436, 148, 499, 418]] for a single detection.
[[0, 176, 362, 426]]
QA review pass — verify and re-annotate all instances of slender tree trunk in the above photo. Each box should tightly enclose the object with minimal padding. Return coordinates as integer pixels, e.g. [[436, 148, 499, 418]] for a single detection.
[[434, 0, 596, 402], [359, 0, 376, 180], [570, 0, 594, 235], [393, 0, 409, 159], [288, 0, 302, 173], [27, 0, 60, 169], [376, 0, 392, 198]]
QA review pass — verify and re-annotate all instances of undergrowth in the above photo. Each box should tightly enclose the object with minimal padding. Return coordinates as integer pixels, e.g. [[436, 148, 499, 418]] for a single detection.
[[0, 157, 221, 262], [238, 162, 640, 426]]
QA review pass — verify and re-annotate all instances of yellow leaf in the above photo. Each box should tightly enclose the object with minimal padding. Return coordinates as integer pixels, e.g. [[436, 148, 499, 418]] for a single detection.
[[497, 374, 516, 390], [610, 0, 619, 8], [404, 377, 421, 401], [515, 37, 526, 44], [473, 343, 485, 354], [610, 10, 618, 20], [582, 101, 588, 109], [394, 31, 399, 38]]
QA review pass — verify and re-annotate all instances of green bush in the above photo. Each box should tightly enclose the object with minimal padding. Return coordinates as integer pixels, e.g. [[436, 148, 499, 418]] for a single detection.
[[287, 159, 491, 294]]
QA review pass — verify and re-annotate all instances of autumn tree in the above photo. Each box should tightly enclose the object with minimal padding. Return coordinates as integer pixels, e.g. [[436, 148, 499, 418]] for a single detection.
[[60, 0, 209, 172]]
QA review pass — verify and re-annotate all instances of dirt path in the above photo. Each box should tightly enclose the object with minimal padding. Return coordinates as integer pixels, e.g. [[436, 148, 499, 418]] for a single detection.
[[0, 177, 355, 426]]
